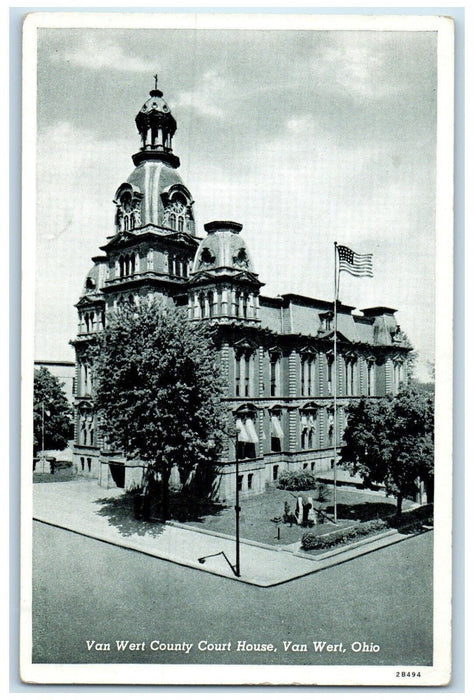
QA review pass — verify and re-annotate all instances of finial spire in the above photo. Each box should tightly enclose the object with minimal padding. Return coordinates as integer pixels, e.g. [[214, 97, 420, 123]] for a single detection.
[[154, 73, 158, 90]]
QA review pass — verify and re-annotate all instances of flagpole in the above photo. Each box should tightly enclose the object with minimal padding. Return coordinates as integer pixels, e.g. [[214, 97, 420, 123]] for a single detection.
[[333, 242, 338, 523]]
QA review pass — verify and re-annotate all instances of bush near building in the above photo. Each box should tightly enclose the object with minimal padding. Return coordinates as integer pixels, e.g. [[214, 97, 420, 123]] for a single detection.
[[277, 469, 317, 491]]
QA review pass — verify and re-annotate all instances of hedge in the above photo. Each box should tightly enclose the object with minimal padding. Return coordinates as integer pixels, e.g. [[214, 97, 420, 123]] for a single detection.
[[301, 503, 434, 551], [301, 519, 387, 551]]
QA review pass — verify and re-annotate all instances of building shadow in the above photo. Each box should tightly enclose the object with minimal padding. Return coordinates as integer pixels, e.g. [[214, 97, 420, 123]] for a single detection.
[[323, 501, 397, 522], [94, 490, 226, 537]]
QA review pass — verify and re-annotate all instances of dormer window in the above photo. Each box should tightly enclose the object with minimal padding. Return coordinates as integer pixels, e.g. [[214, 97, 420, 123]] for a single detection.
[[114, 184, 142, 233], [199, 247, 215, 268]]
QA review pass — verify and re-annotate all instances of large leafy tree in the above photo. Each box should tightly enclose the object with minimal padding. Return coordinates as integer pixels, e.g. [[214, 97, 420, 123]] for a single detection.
[[340, 385, 434, 514], [88, 299, 227, 517], [33, 367, 72, 456]]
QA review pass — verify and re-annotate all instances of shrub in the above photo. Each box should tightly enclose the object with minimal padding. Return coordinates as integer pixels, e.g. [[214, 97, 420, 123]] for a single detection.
[[315, 481, 329, 502], [278, 469, 317, 491], [301, 518, 387, 551]]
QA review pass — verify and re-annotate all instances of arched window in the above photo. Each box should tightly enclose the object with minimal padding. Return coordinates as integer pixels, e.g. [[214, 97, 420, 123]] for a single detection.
[[269, 411, 284, 452], [345, 356, 357, 396], [169, 213, 176, 230], [177, 216, 184, 232], [235, 350, 253, 397], [300, 410, 317, 450], [301, 354, 315, 396], [236, 410, 258, 460], [367, 359, 375, 396], [130, 213, 135, 230]]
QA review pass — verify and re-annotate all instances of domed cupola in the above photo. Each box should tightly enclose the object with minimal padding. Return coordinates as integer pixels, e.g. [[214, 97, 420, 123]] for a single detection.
[[193, 221, 256, 274], [188, 221, 263, 324], [132, 78, 179, 169], [113, 79, 196, 236]]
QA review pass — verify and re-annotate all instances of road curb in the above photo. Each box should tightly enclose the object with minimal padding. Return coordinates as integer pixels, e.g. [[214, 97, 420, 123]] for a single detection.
[[33, 514, 431, 589]]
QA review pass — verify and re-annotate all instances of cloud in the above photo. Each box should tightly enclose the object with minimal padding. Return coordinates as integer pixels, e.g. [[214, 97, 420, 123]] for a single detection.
[[175, 69, 227, 119], [50, 35, 153, 73]]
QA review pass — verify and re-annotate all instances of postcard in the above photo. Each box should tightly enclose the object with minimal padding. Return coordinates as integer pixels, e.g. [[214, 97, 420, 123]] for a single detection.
[[20, 11, 454, 686]]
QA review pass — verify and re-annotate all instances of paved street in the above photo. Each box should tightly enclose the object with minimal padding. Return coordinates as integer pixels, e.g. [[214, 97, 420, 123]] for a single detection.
[[33, 521, 432, 667]]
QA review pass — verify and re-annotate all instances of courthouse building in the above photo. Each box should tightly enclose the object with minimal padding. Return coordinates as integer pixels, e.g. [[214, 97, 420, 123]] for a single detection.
[[72, 82, 410, 499]]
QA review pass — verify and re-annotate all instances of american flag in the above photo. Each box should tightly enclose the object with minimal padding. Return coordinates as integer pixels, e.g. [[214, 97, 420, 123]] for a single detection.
[[337, 245, 373, 277]]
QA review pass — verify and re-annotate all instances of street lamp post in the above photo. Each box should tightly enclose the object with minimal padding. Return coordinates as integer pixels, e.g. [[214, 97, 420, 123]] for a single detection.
[[197, 430, 241, 578], [41, 401, 45, 473], [234, 432, 241, 577]]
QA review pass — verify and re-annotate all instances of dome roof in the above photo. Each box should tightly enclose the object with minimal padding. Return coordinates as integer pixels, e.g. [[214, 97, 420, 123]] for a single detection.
[[125, 161, 195, 233], [138, 89, 172, 116], [192, 221, 255, 274], [81, 264, 101, 297]]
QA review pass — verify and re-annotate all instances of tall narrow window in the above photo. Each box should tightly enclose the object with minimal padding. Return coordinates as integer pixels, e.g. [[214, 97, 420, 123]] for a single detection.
[[270, 354, 281, 397], [244, 356, 250, 397], [169, 213, 176, 230], [327, 410, 334, 446], [368, 360, 375, 396], [270, 413, 284, 452], [208, 291, 214, 318], [177, 216, 184, 232], [243, 294, 248, 319], [327, 355, 334, 395], [301, 355, 315, 396], [199, 294, 206, 319], [346, 360, 351, 396], [235, 353, 241, 396]]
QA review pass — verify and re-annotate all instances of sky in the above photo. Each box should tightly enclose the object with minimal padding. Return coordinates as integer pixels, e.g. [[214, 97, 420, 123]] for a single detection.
[[34, 26, 438, 381]]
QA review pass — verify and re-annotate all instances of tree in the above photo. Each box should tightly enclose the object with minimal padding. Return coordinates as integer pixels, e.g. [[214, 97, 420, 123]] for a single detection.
[[88, 299, 227, 518], [340, 385, 434, 515], [33, 367, 72, 456]]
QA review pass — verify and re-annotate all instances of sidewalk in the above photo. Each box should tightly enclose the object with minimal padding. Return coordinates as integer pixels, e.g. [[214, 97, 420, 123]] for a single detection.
[[33, 480, 426, 588]]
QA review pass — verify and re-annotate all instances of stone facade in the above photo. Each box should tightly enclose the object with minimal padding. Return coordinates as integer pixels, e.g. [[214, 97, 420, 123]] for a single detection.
[[72, 82, 410, 499]]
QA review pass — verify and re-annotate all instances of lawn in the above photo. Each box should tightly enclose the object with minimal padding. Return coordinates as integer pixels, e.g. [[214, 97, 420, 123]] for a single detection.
[[33, 465, 76, 484], [189, 485, 414, 546]]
